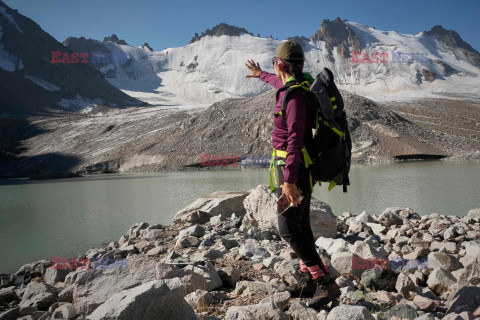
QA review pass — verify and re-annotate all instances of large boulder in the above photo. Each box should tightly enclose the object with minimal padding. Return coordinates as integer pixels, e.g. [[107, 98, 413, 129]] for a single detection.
[[88, 278, 197, 320], [241, 185, 337, 238], [173, 190, 249, 224], [19, 281, 59, 310], [225, 301, 289, 320], [427, 267, 457, 296], [447, 286, 480, 315], [466, 208, 480, 219], [71, 269, 142, 315], [427, 252, 463, 272], [326, 305, 375, 320], [455, 257, 480, 286]]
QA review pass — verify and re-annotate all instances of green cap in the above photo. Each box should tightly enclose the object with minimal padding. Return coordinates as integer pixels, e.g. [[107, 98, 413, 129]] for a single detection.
[[275, 40, 304, 61]]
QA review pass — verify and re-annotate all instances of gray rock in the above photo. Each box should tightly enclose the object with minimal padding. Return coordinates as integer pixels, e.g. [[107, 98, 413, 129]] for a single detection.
[[326, 305, 374, 320], [0, 274, 16, 289], [455, 257, 480, 286], [241, 185, 337, 238], [72, 269, 142, 315], [427, 252, 463, 272], [383, 304, 418, 320], [447, 286, 480, 315], [239, 240, 271, 260], [51, 303, 78, 319], [258, 291, 291, 309], [185, 262, 222, 291], [466, 208, 480, 219], [0, 287, 18, 304], [217, 238, 239, 249], [175, 236, 201, 248], [225, 301, 289, 320], [20, 282, 58, 310], [361, 268, 398, 291], [427, 268, 457, 296], [142, 229, 164, 241], [286, 301, 318, 319], [378, 208, 404, 226], [0, 307, 20, 320], [234, 281, 276, 296], [173, 190, 249, 224], [331, 252, 364, 278], [184, 289, 214, 310], [44, 267, 73, 286], [218, 267, 241, 288], [88, 278, 197, 320], [396, 272, 418, 299], [178, 225, 205, 238], [465, 241, 480, 258], [126, 222, 149, 238]]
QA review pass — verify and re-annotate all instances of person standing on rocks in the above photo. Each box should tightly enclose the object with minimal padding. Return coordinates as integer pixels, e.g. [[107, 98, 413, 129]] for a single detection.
[[244, 40, 341, 308]]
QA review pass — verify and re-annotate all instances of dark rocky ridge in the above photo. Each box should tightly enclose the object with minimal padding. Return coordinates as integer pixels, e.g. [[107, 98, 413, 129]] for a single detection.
[[103, 34, 128, 45], [424, 25, 480, 67], [310, 17, 362, 59], [0, 1, 143, 117], [189, 23, 254, 44]]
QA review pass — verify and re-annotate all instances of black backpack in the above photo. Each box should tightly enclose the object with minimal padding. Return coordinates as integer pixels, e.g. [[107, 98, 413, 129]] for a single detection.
[[277, 68, 352, 192]]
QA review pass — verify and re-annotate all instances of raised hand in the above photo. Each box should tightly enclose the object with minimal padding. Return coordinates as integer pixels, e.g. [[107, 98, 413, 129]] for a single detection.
[[245, 59, 262, 78]]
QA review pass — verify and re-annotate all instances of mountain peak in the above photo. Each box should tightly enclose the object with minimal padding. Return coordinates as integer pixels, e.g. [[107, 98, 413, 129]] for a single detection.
[[424, 25, 480, 66], [103, 34, 128, 45], [189, 23, 253, 44], [311, 17, 361, 59]]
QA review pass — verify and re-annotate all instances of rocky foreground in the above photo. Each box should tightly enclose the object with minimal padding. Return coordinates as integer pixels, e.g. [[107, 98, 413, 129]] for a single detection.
[[1, 185, 480, 320]]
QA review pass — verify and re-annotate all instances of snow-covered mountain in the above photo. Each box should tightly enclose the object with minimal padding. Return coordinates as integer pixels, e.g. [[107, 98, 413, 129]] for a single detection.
[[0, 1, 144, 116], [64, 19, 480, 107]]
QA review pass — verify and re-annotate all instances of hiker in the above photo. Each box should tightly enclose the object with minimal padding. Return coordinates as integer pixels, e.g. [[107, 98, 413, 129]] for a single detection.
[[244, 40, 341, 308]]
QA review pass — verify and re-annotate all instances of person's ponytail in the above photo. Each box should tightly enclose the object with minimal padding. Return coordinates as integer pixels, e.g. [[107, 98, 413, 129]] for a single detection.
[[289, 60, 305, 83]]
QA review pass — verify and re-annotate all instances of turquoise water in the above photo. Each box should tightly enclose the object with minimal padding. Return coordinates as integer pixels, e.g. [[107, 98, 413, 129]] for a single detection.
[[0, 160, 479, 274]]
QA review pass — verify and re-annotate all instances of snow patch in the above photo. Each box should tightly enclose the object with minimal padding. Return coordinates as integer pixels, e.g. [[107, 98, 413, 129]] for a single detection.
[[25, 76, 61, 91], [58, 95, 104, 110]]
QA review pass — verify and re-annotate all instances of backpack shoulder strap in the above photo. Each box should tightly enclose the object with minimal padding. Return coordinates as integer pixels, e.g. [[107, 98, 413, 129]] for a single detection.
[[276, 81, 311, 123]]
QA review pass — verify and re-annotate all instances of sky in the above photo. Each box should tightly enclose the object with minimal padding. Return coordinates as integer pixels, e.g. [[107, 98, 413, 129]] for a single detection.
[[4, 0, 480, 53]]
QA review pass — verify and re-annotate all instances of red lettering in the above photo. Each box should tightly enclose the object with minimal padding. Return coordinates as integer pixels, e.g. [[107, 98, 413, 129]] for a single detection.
[[51, 51, 62, 63], [371, 52, 379, 63], [379, 52, 389, 63], [351, 257, 362, 269], [70, 258, 79, 270], [361, 258, 371, 269], [79, 52, 89, 63], [71, 52, 79, 64], [220, 156, 229, 166], [61, 53, 70, 63], [201, 154, 211, 166], [212, 156, 220, 166], [380, 259, 389, 269], [230, 156, 239, 167], [361, 53, 371, 63], [78, 259, 89, 269], [62, 258, 71, 270], [351, 51, 361, 63], [51, 257, 62, 269]]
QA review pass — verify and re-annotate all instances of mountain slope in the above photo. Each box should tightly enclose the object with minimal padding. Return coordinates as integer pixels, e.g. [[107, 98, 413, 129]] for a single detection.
[[64, 20, 480, 107], [0, 1, 144, 117], [7, 85, 477, 179]]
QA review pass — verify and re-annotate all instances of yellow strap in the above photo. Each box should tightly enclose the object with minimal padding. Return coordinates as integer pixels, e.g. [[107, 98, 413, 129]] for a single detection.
[[333, 104, 337, 110], [274, 148, 287, 158], [330, 96, 336, 101], [328, 180, 337, 191]]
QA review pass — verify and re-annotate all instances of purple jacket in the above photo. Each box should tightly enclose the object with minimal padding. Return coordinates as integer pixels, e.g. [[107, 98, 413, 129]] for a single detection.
[[259, 71, 314, 184]]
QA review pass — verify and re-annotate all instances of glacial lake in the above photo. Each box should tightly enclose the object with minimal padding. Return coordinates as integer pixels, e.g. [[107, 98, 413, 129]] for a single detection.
[[1, 159, 479, 274]]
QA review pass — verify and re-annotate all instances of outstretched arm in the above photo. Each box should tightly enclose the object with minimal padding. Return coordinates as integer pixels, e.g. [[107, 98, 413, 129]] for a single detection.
[[245, 59, 283, 89]]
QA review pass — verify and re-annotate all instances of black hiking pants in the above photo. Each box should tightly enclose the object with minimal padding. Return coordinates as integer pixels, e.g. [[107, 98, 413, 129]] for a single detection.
[[274, 163, 328, 272]]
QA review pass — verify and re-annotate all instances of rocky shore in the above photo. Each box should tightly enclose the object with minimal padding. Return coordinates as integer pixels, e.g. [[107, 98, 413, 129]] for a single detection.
[[1, 185, 479, 320]]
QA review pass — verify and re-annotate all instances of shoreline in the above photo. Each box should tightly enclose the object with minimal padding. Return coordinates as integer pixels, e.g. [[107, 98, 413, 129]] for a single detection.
[[1, 157, 479, 183], [1, 185, 479, 319]]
